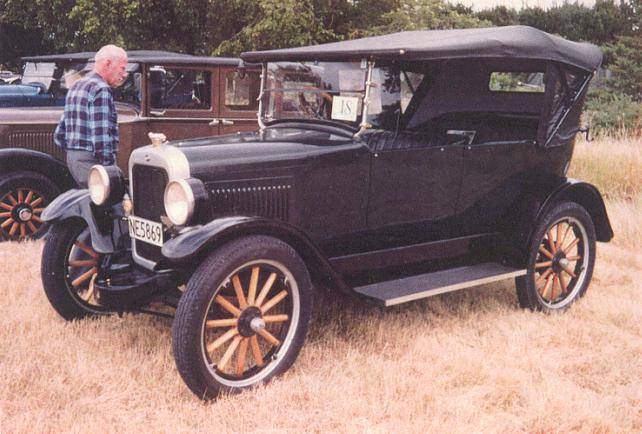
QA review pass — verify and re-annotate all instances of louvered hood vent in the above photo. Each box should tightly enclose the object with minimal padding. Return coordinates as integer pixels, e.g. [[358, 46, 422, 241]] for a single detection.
[[7, 132, 64, 160], [208, 177, 293, 222]]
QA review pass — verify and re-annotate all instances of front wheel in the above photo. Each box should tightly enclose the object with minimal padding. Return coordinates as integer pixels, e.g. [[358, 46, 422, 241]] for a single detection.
[[516, 202, 596, 312], [41, 218, 110, 320], [172, 236, 313, 400]]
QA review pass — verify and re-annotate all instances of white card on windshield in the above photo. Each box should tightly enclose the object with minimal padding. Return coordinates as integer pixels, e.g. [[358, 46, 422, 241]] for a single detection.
[[331, 96, 360, 122]]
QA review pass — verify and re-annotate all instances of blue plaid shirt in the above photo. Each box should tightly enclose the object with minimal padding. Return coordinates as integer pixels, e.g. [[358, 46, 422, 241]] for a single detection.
[[54, 72, 119, 165]]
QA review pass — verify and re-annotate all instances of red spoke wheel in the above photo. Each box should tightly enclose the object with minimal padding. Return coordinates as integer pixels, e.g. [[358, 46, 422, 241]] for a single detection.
[[41, 218, 110, 320], [172, 236, 312, 400], [516, 202, 596, 312], [0, 171, 59, 242]]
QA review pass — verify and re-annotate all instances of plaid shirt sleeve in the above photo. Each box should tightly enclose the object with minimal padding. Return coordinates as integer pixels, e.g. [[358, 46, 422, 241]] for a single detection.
[[90, 87, 119, 165], [53, 112, 66, 149]]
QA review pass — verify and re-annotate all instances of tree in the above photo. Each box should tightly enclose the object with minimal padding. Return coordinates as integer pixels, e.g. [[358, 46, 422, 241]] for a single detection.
[[476, 6, 519, 27], [214, 0, 338, 56], [367, 0, 491, 35]]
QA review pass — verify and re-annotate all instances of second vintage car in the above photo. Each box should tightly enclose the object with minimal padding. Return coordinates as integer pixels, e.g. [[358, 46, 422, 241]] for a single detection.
[[41, 26, 612, 400], [0, 51, 260, 240]]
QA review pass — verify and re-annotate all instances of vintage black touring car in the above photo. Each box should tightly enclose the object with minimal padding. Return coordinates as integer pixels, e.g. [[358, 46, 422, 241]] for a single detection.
[[40, 26, 613, 400]]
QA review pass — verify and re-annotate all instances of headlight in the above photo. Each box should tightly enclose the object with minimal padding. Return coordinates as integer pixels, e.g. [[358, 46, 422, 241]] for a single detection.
[[163, 178, 208, 226], [164, 179, 195, 226], [87, 165, 125, 206]]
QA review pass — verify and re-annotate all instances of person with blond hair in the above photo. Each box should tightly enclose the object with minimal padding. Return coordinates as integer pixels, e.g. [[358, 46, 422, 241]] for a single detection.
[[54, 44, 128, 187]]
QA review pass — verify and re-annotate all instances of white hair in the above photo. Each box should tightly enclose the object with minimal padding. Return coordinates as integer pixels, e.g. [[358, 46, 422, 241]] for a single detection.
[[94, 45, 127, 63]]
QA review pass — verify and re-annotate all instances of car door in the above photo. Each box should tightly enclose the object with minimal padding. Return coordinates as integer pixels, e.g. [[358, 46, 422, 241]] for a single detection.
[[217, 66, 262, 134], [144, 63, 221, 140], [455, 69, 545, 233], [366, 66, 465, 243], [367, 133, 465, 240]]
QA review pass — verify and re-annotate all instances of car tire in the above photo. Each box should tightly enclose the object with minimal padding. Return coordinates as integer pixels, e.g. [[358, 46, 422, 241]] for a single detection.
[[0, 171, 60, 241], [41, 218, 110, 320], [516, 201, 596, 312], [172, 235, 313, 400]]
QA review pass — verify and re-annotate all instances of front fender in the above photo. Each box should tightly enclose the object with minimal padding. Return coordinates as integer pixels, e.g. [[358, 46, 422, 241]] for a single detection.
[[41, 189, 126, 253], [161, 216, 350, 292]]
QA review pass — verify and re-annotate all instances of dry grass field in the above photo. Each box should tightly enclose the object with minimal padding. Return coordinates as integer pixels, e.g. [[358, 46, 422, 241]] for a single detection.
[[0, 137, 640, 433]]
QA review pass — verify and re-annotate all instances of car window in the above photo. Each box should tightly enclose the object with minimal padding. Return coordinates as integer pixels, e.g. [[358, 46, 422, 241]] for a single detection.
[[489, 72, 545, 93], [400, 71, 424, 113], [224, 70, 260, 111], [22, 62, 57, 90], [150, 67, 212, 110]]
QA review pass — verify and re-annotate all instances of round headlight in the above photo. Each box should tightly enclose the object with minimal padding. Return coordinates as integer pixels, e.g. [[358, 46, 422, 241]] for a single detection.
[[88, 165, 110, 205], [164, 179, 195, 226]]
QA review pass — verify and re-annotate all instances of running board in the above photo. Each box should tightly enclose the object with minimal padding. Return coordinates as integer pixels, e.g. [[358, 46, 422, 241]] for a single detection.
[[353, 262, 527, 306]]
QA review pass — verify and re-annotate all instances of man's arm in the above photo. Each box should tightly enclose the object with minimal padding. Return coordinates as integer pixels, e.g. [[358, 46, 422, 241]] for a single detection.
[[90, 87, 117, 165], [53, 113, 66, 149]]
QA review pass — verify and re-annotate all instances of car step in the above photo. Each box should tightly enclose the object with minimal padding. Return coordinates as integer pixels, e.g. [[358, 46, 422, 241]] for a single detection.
[[353, 262, 527, 306]]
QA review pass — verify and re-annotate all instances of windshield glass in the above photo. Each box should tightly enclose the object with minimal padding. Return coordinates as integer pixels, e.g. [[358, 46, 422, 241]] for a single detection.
[[16, 60, 141, 109], [22, 62, 57, 89], [262, 61, 403, 131]]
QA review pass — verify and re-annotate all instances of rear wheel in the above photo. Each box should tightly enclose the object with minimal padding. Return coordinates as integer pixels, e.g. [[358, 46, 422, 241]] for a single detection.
[[172, 236, 313, 400], [516, 202, 596, 312], [0, 171, 59, 241], [41, 218, 110, 320]]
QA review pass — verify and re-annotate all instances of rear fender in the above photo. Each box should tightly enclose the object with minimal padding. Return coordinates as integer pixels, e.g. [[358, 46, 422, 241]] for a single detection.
[[161, 216, 350, 292], [41, 189, 127, 253], [527, 179, 614, 247]]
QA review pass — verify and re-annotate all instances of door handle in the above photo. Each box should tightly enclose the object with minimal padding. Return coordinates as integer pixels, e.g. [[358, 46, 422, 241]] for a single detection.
[[150, 110, 166, 117], [209, 118, 220, 126], [221, 119, 234, 125]]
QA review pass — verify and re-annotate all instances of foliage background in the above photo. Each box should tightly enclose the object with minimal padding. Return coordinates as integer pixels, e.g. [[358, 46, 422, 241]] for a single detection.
[[0, 0, 640, 133]]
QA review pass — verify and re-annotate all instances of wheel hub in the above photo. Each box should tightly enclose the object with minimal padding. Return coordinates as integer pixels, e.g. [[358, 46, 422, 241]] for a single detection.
[[17, 207, 33, 222], [551, 250, 567, 274], [237, 306, 263, 337]]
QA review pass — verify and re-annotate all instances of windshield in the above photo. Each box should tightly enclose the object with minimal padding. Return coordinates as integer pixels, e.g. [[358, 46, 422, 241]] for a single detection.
[[262, 61, 401, 131], [16, 60, 141, 109], [22, 62, 58, 89]]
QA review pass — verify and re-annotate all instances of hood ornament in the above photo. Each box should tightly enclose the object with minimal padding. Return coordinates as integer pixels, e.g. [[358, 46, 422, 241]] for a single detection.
[[148, 132, 167, 147]]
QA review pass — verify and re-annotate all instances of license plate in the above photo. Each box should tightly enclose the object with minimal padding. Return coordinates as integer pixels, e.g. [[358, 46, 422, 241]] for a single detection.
[[128, 216, 164, 247]]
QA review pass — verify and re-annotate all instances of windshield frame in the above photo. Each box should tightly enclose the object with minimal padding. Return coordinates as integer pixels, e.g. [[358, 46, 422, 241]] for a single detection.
[[258, 60, 375, 137]]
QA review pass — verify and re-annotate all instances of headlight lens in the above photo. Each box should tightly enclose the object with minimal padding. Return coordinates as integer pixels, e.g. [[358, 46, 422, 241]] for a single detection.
[[87, 165, 125, 206], [88, 165, 110, 205], [164, 179, 195, 226]]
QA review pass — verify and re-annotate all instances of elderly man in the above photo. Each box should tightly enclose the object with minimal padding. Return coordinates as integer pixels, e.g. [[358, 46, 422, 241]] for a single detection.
[[54, 44, 128, 188]]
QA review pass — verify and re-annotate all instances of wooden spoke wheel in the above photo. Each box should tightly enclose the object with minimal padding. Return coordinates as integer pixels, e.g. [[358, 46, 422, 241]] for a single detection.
[[203, 261, 295, 382], [172, 236, 313, 400], [65, 229, 103, 308], [0, 170, 57, 241], [516, 202, 596, 312], [42, 219, 110, 320]]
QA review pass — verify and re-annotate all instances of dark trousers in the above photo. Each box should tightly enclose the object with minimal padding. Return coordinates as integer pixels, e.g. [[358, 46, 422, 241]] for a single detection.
[[66, 150, 101, 188]]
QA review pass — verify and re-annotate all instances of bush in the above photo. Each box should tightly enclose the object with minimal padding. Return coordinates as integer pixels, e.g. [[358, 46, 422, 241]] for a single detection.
[[585, 89, 641, 135]]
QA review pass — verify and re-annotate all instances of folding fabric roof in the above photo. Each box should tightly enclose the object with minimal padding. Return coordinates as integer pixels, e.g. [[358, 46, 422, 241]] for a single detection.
[[241, 26, 602, 72]]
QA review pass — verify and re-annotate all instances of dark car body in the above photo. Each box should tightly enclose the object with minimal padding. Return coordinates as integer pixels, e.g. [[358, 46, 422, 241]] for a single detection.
[[0, 83, 58, 107], [0, 51, 262, 240], [41, 26, 613, 399]]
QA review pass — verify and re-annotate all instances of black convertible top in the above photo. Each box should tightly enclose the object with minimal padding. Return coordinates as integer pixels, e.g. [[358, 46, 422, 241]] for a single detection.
[[241, 26, 602, 71], [22, 50, 240, 66]]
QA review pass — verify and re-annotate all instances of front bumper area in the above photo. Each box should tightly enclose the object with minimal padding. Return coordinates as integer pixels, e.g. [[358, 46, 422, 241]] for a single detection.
[[95, 262, 178, 309]]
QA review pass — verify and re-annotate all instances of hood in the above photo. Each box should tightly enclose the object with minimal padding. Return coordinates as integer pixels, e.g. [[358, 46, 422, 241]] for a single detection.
[[0, 84, 41, 98], [172, 126, 360, 181]]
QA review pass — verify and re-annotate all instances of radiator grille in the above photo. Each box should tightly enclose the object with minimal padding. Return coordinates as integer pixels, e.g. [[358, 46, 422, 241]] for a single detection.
[[209, 178, 292, 222], [7, 132, 64, 160], [131, 164, 168, 263]]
